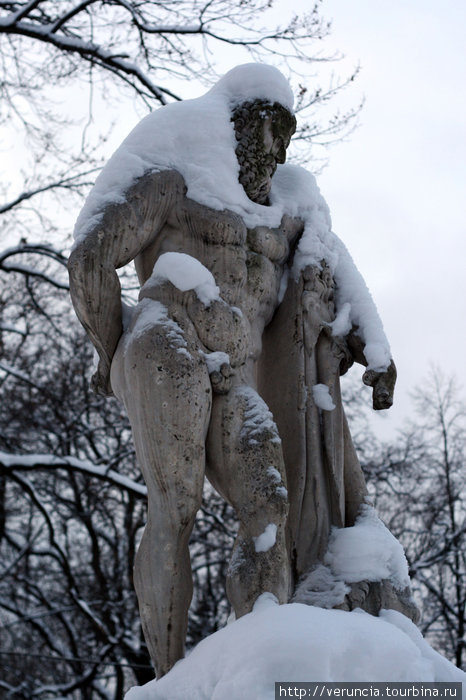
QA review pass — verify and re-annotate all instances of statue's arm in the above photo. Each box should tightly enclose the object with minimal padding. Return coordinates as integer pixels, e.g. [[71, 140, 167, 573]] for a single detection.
[[68, 169, 178, 395], [347, 329, 397, 410], [325, 234, 397, 411]]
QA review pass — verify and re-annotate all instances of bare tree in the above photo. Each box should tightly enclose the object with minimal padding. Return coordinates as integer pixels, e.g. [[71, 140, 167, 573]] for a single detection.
[[0, 0, 361, 248], [363, 369, 466, 670], [0, 266, 238, 696], [0, 0, 335, 104]]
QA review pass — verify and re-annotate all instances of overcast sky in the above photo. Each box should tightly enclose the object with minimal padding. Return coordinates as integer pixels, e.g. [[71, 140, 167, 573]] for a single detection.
[[306, 0, 466, 435]]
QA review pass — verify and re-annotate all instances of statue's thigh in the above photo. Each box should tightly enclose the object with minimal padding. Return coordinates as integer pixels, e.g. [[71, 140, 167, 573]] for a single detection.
[[206, 385, 288, 522], [112, 302, 212, 503]]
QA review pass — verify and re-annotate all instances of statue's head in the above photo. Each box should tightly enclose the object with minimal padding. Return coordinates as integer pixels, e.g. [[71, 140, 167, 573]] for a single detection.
[[231, 99, 297, 205]]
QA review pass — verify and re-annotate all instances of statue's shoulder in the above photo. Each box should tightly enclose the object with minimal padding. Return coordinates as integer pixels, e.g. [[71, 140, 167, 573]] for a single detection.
[[129, 168, 187, 198], [74, 168, 189, 244], [280, 212, 305, 243]]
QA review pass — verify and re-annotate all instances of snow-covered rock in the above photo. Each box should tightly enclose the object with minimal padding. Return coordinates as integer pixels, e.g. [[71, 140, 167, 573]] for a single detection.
[[325, 505, 411, 591], [125, 595, 465, 699]]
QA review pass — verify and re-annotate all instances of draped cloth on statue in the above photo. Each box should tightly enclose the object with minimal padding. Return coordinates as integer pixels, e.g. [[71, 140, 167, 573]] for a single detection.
[[258, 262, 368, 586]]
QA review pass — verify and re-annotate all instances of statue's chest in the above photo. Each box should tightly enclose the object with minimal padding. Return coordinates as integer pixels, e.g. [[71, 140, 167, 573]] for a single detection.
[[176, 198, 247, 246], [247, 215, 303, 264], [246, 225, 289, 264]]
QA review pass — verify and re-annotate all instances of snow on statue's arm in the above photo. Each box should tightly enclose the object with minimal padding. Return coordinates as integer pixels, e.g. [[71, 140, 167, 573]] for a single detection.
[[68, 169, 183, 396], [284, 163, 396, 412], [332, 237, 397, 411]]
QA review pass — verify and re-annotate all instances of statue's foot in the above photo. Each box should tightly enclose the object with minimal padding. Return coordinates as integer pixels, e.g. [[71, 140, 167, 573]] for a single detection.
[[335, 579, 419, 624], [334, 580, 371, 612]]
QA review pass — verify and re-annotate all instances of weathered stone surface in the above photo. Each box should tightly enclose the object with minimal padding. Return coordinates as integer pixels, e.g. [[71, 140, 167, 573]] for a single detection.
[[68, 70, 415, 678]]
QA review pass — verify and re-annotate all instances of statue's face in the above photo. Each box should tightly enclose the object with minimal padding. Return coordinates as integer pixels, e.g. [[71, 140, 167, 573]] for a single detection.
[[252, 114, 294, 204], [232, 102, 296, 206]]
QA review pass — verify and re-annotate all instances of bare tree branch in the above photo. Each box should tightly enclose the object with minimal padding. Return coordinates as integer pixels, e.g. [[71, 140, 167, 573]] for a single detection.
[[0, 451, 147, 497]]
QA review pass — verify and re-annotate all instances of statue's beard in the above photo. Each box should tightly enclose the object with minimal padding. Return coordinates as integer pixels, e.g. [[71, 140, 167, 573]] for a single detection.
[[237, 149, 277, 205], [232, 99, 296, 206]]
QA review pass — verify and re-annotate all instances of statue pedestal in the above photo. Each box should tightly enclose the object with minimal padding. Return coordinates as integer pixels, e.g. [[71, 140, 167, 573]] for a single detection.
[[125, 595, 465, 699]]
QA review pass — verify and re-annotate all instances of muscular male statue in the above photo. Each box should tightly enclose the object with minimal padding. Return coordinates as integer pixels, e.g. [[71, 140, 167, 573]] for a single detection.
[[68, 64, 406, 678]]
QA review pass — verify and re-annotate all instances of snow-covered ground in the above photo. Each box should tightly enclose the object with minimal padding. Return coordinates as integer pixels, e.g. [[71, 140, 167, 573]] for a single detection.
[[125, 595, 465, 699]]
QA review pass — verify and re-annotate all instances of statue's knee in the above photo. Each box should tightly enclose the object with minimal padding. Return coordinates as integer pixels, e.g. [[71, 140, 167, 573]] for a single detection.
[[148, 483, 202, 534], [265, 487, 289, 523], [241, 477, 289, 528]]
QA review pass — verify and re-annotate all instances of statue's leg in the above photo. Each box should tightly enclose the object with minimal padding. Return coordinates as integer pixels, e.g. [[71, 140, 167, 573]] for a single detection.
[[111, 301, 211, 677], [206, 384, 290, 617]]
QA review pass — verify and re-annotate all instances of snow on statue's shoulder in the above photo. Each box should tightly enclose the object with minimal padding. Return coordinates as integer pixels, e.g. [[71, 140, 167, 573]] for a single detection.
[[272, 163, 392, 372], [125, 596, 465, 699], [142, 252, 220, 306]]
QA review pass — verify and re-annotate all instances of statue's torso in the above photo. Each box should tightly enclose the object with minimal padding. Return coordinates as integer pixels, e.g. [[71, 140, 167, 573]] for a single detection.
[[134, 171, 303, 365]]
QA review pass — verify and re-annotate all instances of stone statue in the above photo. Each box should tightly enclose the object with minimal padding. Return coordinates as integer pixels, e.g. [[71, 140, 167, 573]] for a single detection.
[[68, 64, 416, 678]]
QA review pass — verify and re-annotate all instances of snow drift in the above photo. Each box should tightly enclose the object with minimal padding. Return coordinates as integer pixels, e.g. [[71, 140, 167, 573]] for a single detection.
[[125, 595, 465, 699]]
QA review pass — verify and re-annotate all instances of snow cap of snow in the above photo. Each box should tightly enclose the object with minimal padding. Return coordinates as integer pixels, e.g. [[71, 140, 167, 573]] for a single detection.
[[312, 383, 336, 411], [325, 504, 411, 590], [207, 62, 294, 111], [141, 252, 220, 306], [73, 63, 296, 242], [253, 523, 278, 553]]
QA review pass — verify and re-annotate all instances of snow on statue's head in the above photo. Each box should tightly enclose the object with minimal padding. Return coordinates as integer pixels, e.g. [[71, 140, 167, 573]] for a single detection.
[[207, 63, 295, 111]]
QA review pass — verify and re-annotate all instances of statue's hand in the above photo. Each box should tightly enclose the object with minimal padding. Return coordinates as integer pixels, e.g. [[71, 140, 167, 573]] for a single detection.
[[362, 359, 396, 410], [210, 361, 234, 395], [91, 360, 114, 397]]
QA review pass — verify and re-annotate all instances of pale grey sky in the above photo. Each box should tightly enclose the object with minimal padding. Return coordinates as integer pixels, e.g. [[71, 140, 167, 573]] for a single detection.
[[312, 0, 466, 435]]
